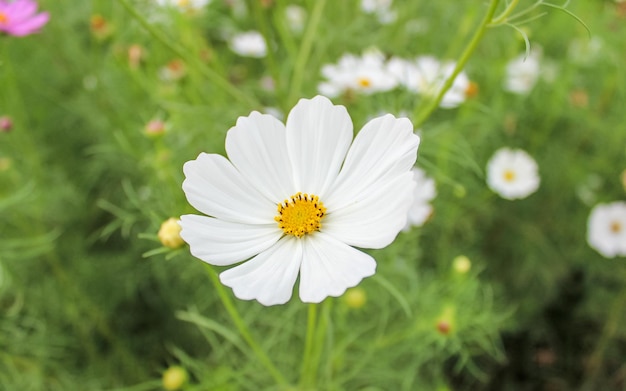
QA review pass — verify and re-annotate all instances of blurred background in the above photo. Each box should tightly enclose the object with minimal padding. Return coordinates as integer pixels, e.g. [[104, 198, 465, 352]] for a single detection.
[[1, 0, 625, 390]]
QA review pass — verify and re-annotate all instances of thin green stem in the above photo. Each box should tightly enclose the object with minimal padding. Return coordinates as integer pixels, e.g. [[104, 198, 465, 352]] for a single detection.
[[204, 265, 287, 385], [250, 1, 285, 106], [580, 272, 626, 391], [491, 0, 520, 25], [116, 0, 258, 109], [287, 0, 327, 105], [299, 303, 318, 387], [413, 0, 501, 128]]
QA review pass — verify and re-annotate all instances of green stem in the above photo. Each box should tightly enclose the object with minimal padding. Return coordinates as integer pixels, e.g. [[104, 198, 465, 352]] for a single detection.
[[491, 0, 520, 25], [413, 0, 501, 128], [204, 265, 287, 385], [580, 272, 626, 391], [250, 1, 285, 106], [287, 0, 327, 105], [116, 0, 258, 109], [299, 303, 318, 387]]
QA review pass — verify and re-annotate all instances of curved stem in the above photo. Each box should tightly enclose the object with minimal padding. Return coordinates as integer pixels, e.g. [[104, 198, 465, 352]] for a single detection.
[[204, 265, 287, 385], [116, 0, 258, 109], [287, 0, 327, 106], [413, 0, 501, 128]]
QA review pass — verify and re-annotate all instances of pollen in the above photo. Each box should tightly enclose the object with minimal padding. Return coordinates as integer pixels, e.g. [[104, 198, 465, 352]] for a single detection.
[[503, 169, 516, 182], [275, 192, 326, 238], [0, 12, 7, 24], [357, 77, 372, 88], [610, 221, 622, 234]]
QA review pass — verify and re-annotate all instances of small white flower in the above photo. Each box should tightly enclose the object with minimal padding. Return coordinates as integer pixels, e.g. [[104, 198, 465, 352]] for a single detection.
[[587, 202, 626, 258], [180, 96, 420, 305], [486, 148, 540, 200], [568, 36, 604, 66], [229, 31, 267, 58], [503, 50, 541, 95], [155, 0, 210, 12], [360, 0, 396, 24], [318, 51, 398, 97], [285, 5, 307, 33], [388, 56, 470, 109], [404, 167, 436, 230]]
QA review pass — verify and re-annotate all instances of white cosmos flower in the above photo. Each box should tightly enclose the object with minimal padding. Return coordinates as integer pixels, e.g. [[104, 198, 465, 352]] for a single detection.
[[503, 50, 541, 95], [180, 96, 420, 306], [318, 51, 398, 97], [404, 167, 436, 230], [155, 0, 210, 12], [486, 148, 540, 200], [388, 56, 470, 109], [587, 202, 626, 258], [229, 31, 267, 58]]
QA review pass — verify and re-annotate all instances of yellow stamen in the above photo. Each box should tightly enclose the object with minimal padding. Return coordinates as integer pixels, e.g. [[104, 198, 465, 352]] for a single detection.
[[610, 221, 622, 234], [357, 77, 372, 88], [503, 169, 516, 182], [178, 0, 190, 6], [0, 12, 8, 24], [275, 192, 326, 238], [465, 81, 479, 98]]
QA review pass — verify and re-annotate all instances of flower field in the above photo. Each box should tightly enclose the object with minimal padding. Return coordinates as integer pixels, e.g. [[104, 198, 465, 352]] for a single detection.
[[1, 0, 625, 390]]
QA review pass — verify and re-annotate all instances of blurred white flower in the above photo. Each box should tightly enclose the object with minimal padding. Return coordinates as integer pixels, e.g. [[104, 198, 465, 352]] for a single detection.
[[568, 36, 603, 66], [155, 0, 210, 12], [229, 31, 267, 58], [587, 202, 626, 258], [285, 5, 306, 33], [503, 50, 541, 95], [361, 0, 397, 24], [318, 50, 398, 97], [404, 167, 436, 230], [180, 96, 420, 305], [388, 56, 471, 109], [486, 147, 540, 200]]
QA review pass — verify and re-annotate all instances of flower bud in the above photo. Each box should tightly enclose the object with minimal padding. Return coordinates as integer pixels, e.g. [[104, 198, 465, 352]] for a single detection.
[[0, 116, 13, 132], [162, 366, 188, 391], [452, 255, 471, 275], [144, 119, 166, 138], [344, 287, 367, 309], [158, 218, 184, 249]]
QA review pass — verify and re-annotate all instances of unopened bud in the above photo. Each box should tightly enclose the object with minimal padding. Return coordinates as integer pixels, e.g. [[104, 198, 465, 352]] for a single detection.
[[0, 116, 13, 132], [162, 366, 188, 391], [158, 218, 184, 249], [144, 119, 166, 137], [344, 287, 367, 309], [452, 255, 471, 274]]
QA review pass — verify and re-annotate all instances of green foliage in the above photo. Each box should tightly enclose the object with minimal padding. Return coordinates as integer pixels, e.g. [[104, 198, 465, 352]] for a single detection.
[[1, 0, 625, 390]]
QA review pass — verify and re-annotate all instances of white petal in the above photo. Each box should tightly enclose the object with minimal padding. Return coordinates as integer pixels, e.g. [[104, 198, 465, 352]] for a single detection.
[[326, 114, 419, 210], [182, 153, 277, 224], [225, 111, 295, 202], [285, 96, 353, 196], [220, 237, 303, 306], [299, 233, 376, 303], [179, 215, 282, 266], [322, 173, 415, 249]]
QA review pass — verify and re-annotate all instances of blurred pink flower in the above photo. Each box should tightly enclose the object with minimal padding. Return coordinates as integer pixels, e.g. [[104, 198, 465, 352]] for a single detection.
[[0, 0, 49, 37]]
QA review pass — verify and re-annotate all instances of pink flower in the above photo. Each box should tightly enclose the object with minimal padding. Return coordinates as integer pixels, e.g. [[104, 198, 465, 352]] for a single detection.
[[0, 0, 49, 37]]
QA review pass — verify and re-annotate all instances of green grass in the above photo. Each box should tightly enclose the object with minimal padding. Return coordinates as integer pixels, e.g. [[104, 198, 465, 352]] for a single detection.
[[1, 0, 625, 390]]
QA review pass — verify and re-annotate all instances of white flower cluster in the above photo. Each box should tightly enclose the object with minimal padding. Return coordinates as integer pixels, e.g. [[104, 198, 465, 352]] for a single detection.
[[318, 51, 473, 109]]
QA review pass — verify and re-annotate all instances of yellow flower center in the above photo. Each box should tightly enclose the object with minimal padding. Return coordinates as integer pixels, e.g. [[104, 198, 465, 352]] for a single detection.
[[610, 221, 622, 234], [0, 12, 7, 25], [178, 0, 190, 6], [357, 77, 372, 88], [275, 192, 326, 238], [503, 169, 516, 182]]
